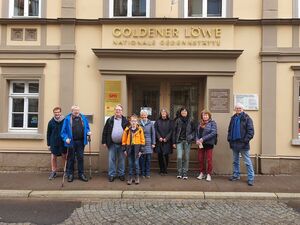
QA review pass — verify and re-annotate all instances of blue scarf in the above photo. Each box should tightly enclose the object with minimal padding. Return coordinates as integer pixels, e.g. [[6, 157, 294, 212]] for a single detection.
[[231, 113, 242, 141]]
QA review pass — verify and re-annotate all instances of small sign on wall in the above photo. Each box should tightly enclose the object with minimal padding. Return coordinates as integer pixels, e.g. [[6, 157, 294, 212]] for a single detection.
[[234, 94, 259, 110], [209, 89, 230, 113]]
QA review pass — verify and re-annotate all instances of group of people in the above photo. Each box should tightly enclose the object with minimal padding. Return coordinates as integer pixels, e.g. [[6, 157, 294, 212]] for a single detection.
[[47, 102, 255, 187]]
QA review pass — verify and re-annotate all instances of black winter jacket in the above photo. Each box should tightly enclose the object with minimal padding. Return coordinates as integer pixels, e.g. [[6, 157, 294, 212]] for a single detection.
[[173, 117, 195, 144]]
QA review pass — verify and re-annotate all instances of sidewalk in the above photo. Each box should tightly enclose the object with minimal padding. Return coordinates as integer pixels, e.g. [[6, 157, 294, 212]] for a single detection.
[[0, 172, 299, 200]]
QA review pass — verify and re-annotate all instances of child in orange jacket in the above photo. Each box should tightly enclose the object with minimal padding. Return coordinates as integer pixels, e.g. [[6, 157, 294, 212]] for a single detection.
[[122, 114, 145, 185]]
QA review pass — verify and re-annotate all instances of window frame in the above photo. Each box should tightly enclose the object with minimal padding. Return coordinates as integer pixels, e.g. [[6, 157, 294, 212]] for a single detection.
[[184, 0, 226, 18], [8, 81, 39, 132], [9, 0, 42, 18], [109, 0, 151, 18]]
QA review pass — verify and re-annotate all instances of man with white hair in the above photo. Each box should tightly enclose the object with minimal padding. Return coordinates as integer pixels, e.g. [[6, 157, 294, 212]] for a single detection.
[[61, 105, 91, 182], [227, 103, 255, 186]]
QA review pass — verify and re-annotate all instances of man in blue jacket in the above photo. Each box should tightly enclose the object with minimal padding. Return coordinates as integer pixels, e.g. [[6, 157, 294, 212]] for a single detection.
[[61, 105, 91, 182], [227, 103, 255, 186]]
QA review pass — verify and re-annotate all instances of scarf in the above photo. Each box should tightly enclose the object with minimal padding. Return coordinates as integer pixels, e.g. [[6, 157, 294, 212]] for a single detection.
[[53, 115, 65, 123], [231, 113, 242, 141], [200, 119, 210, 128]]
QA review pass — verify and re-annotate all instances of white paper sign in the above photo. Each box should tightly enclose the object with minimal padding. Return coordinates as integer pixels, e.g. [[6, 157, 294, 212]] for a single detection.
[[234, 94, 259, 110]]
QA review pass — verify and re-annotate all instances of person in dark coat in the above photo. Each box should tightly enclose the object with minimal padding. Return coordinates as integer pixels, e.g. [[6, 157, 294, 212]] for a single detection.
[[154, 108, 173, 176], [47, 106, 67, 180], [173, 107, 195, 180], [196, 110, 217, 182], [227, 103, 255, 186], [102, 104, 129, 182]]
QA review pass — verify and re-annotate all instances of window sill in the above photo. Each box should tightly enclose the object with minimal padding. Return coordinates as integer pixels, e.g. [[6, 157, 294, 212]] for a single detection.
[[0, 133, 43, 140], [291, 139, 300, 145]]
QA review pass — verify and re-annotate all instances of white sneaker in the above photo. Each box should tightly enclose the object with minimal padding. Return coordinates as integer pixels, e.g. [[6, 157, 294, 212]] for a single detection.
[[197, 172, 204, 180], [176, 175, 182, 179], [206, 174, 211, 182], [182, 176, 188, 180]]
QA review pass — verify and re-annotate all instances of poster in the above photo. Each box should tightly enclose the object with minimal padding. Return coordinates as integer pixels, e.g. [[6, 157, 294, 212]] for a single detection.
[[104, 80, 121, 119], [234, 94, 259, 110]]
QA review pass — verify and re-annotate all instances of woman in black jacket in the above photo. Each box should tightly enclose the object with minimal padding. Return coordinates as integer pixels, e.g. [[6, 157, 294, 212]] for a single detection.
[[154, 108, 173, 175]]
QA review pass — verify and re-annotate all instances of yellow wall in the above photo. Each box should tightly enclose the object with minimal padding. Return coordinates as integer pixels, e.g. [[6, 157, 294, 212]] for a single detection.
[[278, 0, 293, 18], [46, 0, 61, 18], [76, 0, 102, 19], [0, 60, 60, 151], [74, 25, 102, 152], [46, 25, 61, 46], [277, 26, 293, 48], [233, 26, 262, 155], [276, 63, 300, 156], [156, 0, 178, 18], [233, 0, 262, 19]]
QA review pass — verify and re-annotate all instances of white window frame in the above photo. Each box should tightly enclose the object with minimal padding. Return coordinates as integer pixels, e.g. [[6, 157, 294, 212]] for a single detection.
[[9, 0, 42, 18], [8, 81, 39, 132], [109, 0, 150, 18], [184, 0, 226, 18]]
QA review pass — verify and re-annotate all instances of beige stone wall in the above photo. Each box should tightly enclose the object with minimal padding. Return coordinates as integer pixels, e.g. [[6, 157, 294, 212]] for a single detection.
[[76, 0, 103, 19], [46, 25, 61, 46], [0, 60, 60, 151], [276, 63, 300, 156], [278, 0, 293, 18], [46, 0, 61, 19], [233, 0, 262, 19], [233, 26, 262, 155], [6, 25, 41, 46], [277, 26, 293, 48], [156, 0, 178, 18], [74, 25, 102, 152]]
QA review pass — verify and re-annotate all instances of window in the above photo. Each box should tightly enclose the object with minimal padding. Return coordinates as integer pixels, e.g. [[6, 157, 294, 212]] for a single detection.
[[184, 0, 226, 18], [10, 0, 41, 17], [109, 0, 150, 17], [9, 81, 39, 131]]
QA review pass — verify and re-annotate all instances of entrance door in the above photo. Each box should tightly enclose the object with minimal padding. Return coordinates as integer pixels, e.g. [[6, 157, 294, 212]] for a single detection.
[[131, 83, 160, 121]]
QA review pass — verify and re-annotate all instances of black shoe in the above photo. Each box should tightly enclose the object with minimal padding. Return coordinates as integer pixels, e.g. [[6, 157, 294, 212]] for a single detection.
[[79, 174, 88, 182], [119, 175, 125, 181], [247, 180, 254, 186], [67, 175, 74, 182], [108, 176, 115, 182], [229, 176, 240, 181]]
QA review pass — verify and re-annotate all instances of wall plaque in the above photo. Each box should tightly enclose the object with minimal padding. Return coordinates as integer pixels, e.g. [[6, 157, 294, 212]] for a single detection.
[[234, 94, 259, 110], [209, 89, 230, 113]]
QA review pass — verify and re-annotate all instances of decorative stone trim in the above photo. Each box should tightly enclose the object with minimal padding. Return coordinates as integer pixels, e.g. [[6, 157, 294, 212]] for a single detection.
[[25, 28, 37, 41], [10, 28, 23, 41]]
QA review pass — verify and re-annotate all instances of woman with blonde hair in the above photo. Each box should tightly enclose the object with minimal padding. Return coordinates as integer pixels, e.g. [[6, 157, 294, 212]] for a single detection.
[[196, 110, 217, 182]]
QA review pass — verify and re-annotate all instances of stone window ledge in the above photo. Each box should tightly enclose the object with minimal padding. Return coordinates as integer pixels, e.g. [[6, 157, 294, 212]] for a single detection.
[[291, 139, 300, 145], [0, 133, 43, 140]]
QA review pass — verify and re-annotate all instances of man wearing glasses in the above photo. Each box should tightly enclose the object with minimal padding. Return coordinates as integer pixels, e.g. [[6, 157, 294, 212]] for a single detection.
[[102, 104, 129, 182]]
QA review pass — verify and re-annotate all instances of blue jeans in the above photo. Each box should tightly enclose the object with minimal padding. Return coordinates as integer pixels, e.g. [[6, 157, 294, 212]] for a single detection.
[[140, 153, 152, 176], [128, 147, 140, 177], [67, 140, 84, 176], [176, 141, 191, 176], [232, 149, 255, 181], [108, 143, 125, 177]]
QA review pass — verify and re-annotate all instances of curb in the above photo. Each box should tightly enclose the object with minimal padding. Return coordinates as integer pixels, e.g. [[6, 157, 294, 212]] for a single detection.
[[0, 190, 300, 200]]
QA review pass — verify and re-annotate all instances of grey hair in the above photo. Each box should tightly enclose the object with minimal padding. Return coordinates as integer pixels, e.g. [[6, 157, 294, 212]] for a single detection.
[[140, 109, 148, 116], [71, 105, 80, 111], [235, 103, 244, 109]]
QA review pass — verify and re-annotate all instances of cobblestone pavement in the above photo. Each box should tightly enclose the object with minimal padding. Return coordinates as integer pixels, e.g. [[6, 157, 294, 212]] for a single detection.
[[1, 199, 300, 225], [59, 199, 300, 225]]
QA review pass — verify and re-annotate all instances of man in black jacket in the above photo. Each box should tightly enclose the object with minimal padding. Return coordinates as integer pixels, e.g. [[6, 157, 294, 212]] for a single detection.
[[102, 104, 129, 182]]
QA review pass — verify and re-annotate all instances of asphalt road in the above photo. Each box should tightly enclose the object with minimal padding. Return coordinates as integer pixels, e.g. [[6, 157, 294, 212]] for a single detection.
[[0, 199, 299, 225]]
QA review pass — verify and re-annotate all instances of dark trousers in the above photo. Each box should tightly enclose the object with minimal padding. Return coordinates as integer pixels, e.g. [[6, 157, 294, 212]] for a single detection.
[[67, 140, 84, 176], [158, 152, 169, 173], [140, 153, 152, 176]]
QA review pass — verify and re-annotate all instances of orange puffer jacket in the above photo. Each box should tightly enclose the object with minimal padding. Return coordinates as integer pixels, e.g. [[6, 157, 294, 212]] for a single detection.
[[122, 126, 145, 146]]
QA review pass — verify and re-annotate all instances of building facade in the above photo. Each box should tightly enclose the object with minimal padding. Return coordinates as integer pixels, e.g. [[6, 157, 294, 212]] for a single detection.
[[0, 0, 299, 174]]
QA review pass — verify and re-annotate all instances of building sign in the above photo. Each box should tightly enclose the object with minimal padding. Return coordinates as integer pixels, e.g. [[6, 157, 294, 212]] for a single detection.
[[234, 94, 259, 110], [102, 25, 233, 49], [104, 80, 121, 118], [209, 89, 230, 113]]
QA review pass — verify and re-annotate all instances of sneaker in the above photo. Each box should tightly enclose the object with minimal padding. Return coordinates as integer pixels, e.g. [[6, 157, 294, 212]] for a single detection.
[[206, 174, 212, 182], [127, 178, 133, 185], [229, 176, 240, 181], [146, 176, 150, 179], [119, 175, 125, 181], [197, 172, 205, 180], [247, 180, 254, 186], [176, 175, 182, 179], [48, 171, 57, 180], [182, 176, 188, 180], [135, 176, 140, 185]]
